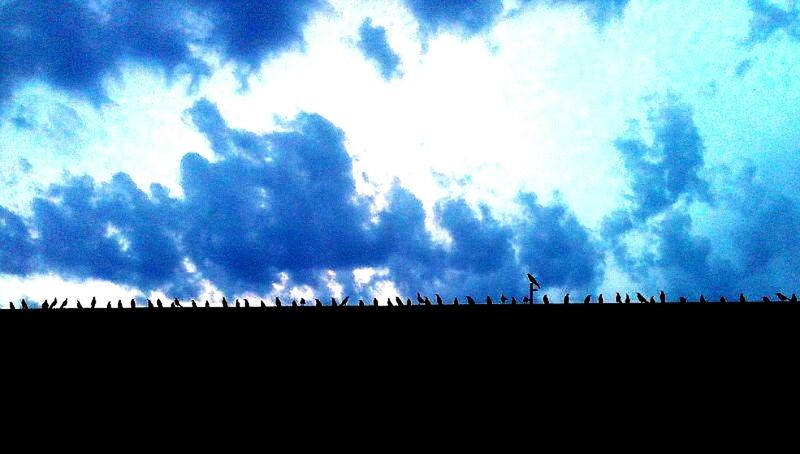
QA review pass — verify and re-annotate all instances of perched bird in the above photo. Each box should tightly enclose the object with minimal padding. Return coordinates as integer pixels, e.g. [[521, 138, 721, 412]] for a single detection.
[[406, 298, 413, 306], [435, 294, 443, 305], [275, 297, 282, 307], [77, 300, 83, 309], [130, 299, 136, 309], [42, 300, 49, 309], [372, 298, 379, 306], [624, 294, 631, 304], [91, 297, 97, 309], [563, 293, 570, 305], [235, 299, 241, 308], [106, 302, 111, 309], [423, 296, 431, 305], [523, 297, 530, 304], [222, 297, 229, 308], [170, 301, 176, 308], [543, 295, 550, 305], [292, 299, 299, 307], [243, 299, 250, 308], [584, 295, 591, 304], [60, 298, 68, 309], [650, 296, 656, 304], [453, 297, 459, 305], [660, 291, 666, 304], [679, 297, 687, 304], [636, 293, 647, 304], [9, 302, 15, 310], [527, 273, 541, 289], [341, 296, 350, 306], [50, 296, 58, 309], [486, 296, 493, 305], [21, 299, 28, 310], [192, 300, 198, 308], [739, 293, 746, 303], [763, 296, 771, 303], [299, 298, 306, 306], [315, 298, 323, 307], [511, 296, 518, 305], [720, 296, 727, 303], [615, 292, 622, 304], [395, 296, 404, 306], [147, 299, 154, 308], [156, 299, 163, 308], [467, 296, 476, 305], [776, 293, 789, 302], [331, 297, 338, 307], [117, 299, 123, 309], [500, 294, 508, 304], [387, 298, 393, 307], [598, 294, 604, 305], [205, 300, 210, 308], [700, 295, 708, 304], [417, 293, 425, 305], [260, 300, 266, 308], [358, 299, 365, 306], [792, 293, 798, 303]]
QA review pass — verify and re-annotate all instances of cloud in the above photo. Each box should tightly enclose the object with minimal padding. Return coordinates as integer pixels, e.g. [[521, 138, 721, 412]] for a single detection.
[[357, 18, 402, 80], [0, 206, 35, 275], [0, 0, 326, 105], [747, 0, 800, 43]]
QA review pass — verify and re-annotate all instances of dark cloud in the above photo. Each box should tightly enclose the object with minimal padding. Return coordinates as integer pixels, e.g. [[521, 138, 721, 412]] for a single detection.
[[747, 0, 799, 44], [357, 18, 402, 80], [735, 59, 754, 77], [0, 206, 35, 275], [0, 0, 325, 104]]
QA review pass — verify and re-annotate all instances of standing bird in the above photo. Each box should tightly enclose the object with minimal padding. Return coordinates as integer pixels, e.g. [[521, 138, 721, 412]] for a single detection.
[[235, 299, 241, 308], [358, 299, 365, 307], [523, 297, 530, 304], [679, 297, 687, 304], [417, 293, 425, 305], [624, 294, 631, 304], [739, 293, 747, 303], [192, 300, 198, 308], [292, 299, 299, 307], [130, 299, 136, 309], [275, 297, 282, 307], [453, 297, 459, 305], [373, 297, 379, 306], [222, 297, 229, 308], [486, 296, 493, 305], [423, 296, 431, 305], [341, 296, 350, 306], [315, 298, 323, 307], [21, 299, 28, 310], [660, 290, 666, 304], [50, 296, 58, 309], [527, 273, 541, 289], [60, 298, 68, 309], [636, 293, 647, 304], [776, 293, 789, 302], [395, 296, 404, 306], [77, 300, 83, 309], [9, 302, 15, 310], [791, 293, 798, 303], [106, 301, 111, 309], [500, 294, 508, 304], [598, 294, 604, 305], [387, 298, 393, 307], [91, 297, 97, 309], [156, 299, 163, 308], [700, 295, 708, 304], [542, 295, 550, 305], [147, 299, 154, 308], [331, 297, 338, 307], [205, 300, 210, 308], [243, 299, 250, 308], [511, 296, 518, 305], [42, 300, 49, 309], [299, 298, 306, 306], [720, 296, 727, 303], [763, 296, 771, 303], [563, 294, 570, 305], [466, 296, 476, 305], [584, 295, 591, 304], [615, 292, 622, 304], [435, 294, 443, 305], [260, 300, 266, 308], [650, 296, 656, 304], [117, 299, 123, 309], [406, 298, 413, 306]]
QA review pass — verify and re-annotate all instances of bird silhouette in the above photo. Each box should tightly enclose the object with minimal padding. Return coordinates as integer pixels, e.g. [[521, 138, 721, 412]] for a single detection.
[[117, 299, 123, 309], [406, 298, 413, 306], [423, 296, 431, 305], [60, 298, 68, 309], [527, 273, 541, 289], [417, 293, 425, 305], [235, 299, 241, 308], [331, 297, 338, 307], [598, 294, 604, 304], [466, 296, 476, 305], [300, 298, 306, 306], [435, 294, 443, 305], [660, 290, 666, 304], [776, 292, 789, 302], [260, 300, 266, 308], [9, 302, 15, 310], [147, 299, 154, 308], [244, 298, 250, 308], [615, 292, 622, 304], [792, 293, 798, 303], [523, 296, 530, 304], [130, 299, 136, 309], [358, 299, 365, 306], [679, 296, 687, 304], [373, 297, 379, 306], [292, 299, 298, 307], [584, 295, 591, 304], [276, 297, 282, 307], [387, 298, 393, 307], [42, 300, 49, 309], [395, 296, 404, 306], [171, 298, 181, 308], [192, 300, 198, 308], [739, 293, 746, 303], [221, 297, 229, 308], [486, 296, 493, 305], [77, 300, 83, 309], [91, 297, 97, 309], [156, 299, 163, 308], [650, 296, 656, 304], [50, 296, 57, 309], [624, 294, 631, 304], [500, 294, 507, 304], [315, 298, 322, 307], [763, 296, 771, 303], [170, 301, 176, 308], [700, 295, 708, 304], [341, 296, 350, 306], [636, 293, 647, 304], [543, 295, 550, 305], [511, 296, 518, 305], [21, 299, 28, 310], [106, 302, 111, 309], [720, 296, 727, 303], [205, 300, 210, 308], [563, 293, 570, 305], [453, 297, 459, 305]]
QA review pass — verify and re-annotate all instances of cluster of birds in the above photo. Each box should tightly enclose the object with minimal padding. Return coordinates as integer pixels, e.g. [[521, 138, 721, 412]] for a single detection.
[[5, 291, 799, 310]]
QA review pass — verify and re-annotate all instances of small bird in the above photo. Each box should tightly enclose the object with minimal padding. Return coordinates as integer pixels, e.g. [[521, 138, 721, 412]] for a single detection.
[[205, 300, 210, 308], [636, 293, 647, 304], [543, 295, 550, 305], [147, 299, 154, 308], [776, 293, 789, 302], [660, 290, 666, 304], [523, 296, 530, 304], [387, 298, 393, 307], [395, 296, 403, 306], [406, 298, 413, 306], [500, 294, 507, 304], [511, 296, 518, 305], [423, 296, 431, 305], [563, 293, 570, 305], [486, 296, 493, 305], [260, 300, 266, 308], [91, 297, 97, 309], [624, 294, 631, 304], [598, 294, 604, 304], [106, 302, 111, 309], [156, 299, 163, 308], [720, 296, 727, 303], [467, 296, 476, 305], [763, 296, 771, 303], [117, 299, 123, 309], [130, 299, 136, 309], [453, 297, 459, 305], [615, 292, 622, 304], [77, 300, 83, 309], [171, 299, 180, 308], [42, 300, 49, 309], [341, 296, 350, 306], [21, 299, 28, 310], [435, 294, 443, 305], [527, 273, 541, 289], [292, 299, 299, 307], [700, 295, 708, 304], [299, 298, 306, 306], [584, 295, 591, 304], [243, 298, 250, 308], [739, 293, 746, 303], [679, 297, 687, 304], [417, 293, 425, 305], [358, 299, 365, 306], [9, 302, 15, 310], [222, 297, 229, 308], [192, 300, 198, 308], [372, 297, 379, 306], [331, 297, 338, 307], [235, 299, 241, 308], [792, 293, 798, 303], [60, 298, 68, 309], [315, 298, 323, 307], [275, 297, 282, 307], [170, 301, 176, 308], [50, 296, 57, 309], [650, 296, 656, 304]]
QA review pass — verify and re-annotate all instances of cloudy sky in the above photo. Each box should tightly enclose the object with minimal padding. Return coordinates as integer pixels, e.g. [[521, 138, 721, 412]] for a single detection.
[[1, 0, 799, 306]]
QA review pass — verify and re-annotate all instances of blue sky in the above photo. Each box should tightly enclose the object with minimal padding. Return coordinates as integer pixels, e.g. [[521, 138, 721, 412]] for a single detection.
[[1, 0, 798, 305]]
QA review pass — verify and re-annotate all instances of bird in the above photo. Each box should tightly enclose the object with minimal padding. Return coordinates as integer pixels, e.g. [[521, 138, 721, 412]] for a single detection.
[[679, 296, 687, 304], [299, 298, 306, 306], [650, 296, 656, 304], [584, 295, 591, 304], [77, 300, 83, 309], [395, 296, 404, 306], [417, 293, 425, 305], [358, 299, 365, 306], [372, 297, 379, 306], [598, 294, 604, 304], [624, 294, 631, 304], [615, 292, 622, 304], [423, 296, 431, 305], [523, 296, 530, 304], [740, 293, 747, 303], [192, 300, 198, 308], [341, 296, 350, 306], [292, 299, 299, 307], [117, 299, 123, 309], [720, 296, 727, 303], [543, 295, 550, 305], [511, 296, 518, 305], [500, 294, 508, 304], [406, 298, 413, 306], [275, 297, 282, 307], [9, 302, 15, 310], [486, 296, 493, 305], [700, 294, 708, 304], [776, 292, 789, 302], [792, 293, 798, 303], [156, 299, 163, 308], [315, 298, 323, 307], [563, 294, 570, 305], [235, 299, 241, 308], [170, 301, 176, 308], [130, 299, 136, 309], [527, 273, 541, 289], [636, 293, 647, 304], [91, 297, 97, 309], [387, 298, 393, 307], [106, 302, 111, 309], [453, 297, 459, 305], [660, 290, 666, 304], [147, 299, 154, 308], [42, 300, 49, 309], [763, 296, 771, 303], [172, 298, 181, 308], [222, 297, 229, 308], [50, 296, 58, 309], [205, 300, 210, 308], [466, 296, 476, 305], [21, 299, 28, 310], [244, 298, 250, 308], [260, 300, 266, 308], [60, 298, 68, 309], [435, 294, 443, 305]]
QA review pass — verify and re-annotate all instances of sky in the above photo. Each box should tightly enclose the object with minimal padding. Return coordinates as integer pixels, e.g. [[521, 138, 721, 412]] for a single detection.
[[1, 0, 799, 306]]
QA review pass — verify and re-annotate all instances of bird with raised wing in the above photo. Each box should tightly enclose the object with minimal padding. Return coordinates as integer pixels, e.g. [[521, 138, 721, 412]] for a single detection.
[[60, 298, 68, 309], [763, 296, 771, 303], [636, 293, 647, 304], [423, 296, 431, 305]]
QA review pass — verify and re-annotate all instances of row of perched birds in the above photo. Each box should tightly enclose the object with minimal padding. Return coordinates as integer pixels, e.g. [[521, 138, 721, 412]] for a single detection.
[[5, 291, 799, 309]]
